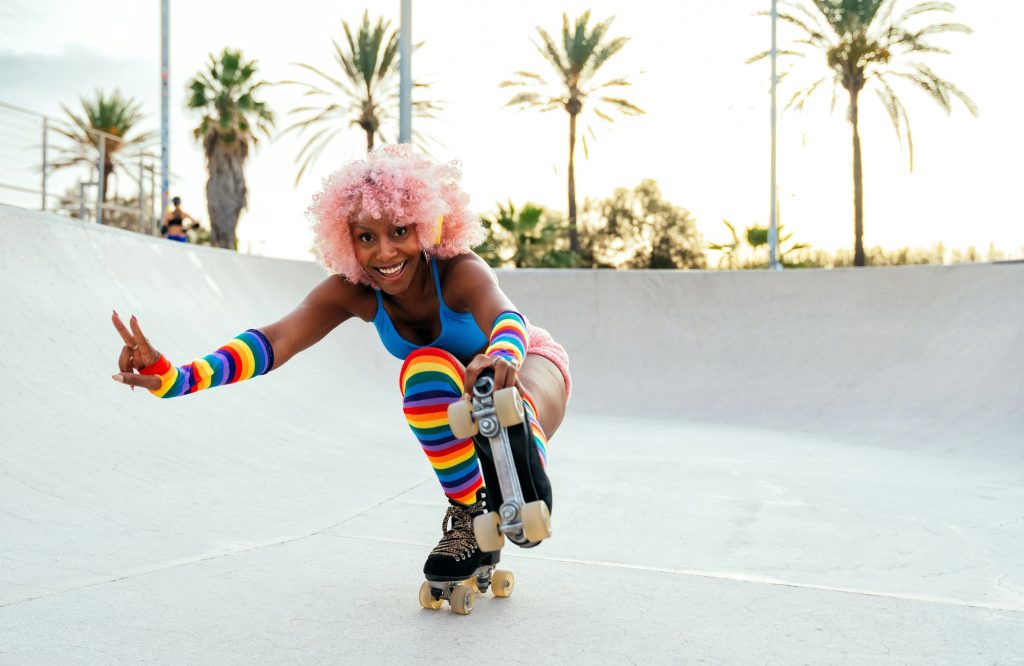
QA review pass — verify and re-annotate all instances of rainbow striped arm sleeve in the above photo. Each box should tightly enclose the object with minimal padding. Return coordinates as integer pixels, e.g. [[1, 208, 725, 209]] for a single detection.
[[484, 311, 530, 368], [139, 329, 275, 398]]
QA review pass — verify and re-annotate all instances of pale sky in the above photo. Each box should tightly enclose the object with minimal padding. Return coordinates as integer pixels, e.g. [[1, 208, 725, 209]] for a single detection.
[[1, 0, 1021, 261]]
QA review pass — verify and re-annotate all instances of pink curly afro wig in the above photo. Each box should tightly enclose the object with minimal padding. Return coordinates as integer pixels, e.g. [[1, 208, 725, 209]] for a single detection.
[[308, 145, 486, 285]]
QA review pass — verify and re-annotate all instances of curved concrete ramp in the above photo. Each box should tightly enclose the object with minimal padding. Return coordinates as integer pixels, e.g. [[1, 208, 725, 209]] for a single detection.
[[1, 205, 1021, 663]]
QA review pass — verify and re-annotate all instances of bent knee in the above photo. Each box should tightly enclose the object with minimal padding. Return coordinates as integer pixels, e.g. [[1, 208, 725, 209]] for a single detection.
[[399, 347, 466, 397], [520, 355, 568, 436]]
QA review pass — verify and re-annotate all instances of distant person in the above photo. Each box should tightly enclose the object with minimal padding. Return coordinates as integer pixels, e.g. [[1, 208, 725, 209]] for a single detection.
[[110, 145, 569, 612], [160, 197, 198, 242]]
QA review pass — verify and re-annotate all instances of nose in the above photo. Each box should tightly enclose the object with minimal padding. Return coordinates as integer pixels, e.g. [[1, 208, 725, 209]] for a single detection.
[[376, 236, 399, 262]]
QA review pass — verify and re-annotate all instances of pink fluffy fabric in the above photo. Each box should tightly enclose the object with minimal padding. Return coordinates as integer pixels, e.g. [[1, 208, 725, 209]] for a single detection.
[[307, 145, 487, 285], [527, 324, 572, 402]]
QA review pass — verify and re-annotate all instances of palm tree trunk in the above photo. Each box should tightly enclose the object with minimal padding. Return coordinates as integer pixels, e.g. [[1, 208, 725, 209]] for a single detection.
[[366, 128, 374, 152], [205, 139, 247, 250], [102, 163, 113, 203], [567, 111, 580, 255], [850, 89, 865, 267]]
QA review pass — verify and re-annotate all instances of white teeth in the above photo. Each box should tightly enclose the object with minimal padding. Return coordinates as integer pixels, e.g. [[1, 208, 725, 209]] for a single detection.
[[377, 262, 405, 276]]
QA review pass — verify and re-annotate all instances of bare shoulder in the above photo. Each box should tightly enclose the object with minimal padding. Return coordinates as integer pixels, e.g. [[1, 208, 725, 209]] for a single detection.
[[440, 252, 515, 316], [443, 252, 498, 283], [440, 253, 501, 306]]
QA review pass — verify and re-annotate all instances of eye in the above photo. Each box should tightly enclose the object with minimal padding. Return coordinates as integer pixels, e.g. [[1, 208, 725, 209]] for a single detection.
[[393, 226, 408, 237], [358, 233, 373, 243]]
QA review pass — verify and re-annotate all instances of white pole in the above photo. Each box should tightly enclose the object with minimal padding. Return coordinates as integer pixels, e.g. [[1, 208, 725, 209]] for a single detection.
[[41, 117, 48, 211], [97, 135, 106, 225], [399, 0, 412, 144], [769, 0, 781, 270], [161, 0, 170, 212], [139, 158, 146, 231]]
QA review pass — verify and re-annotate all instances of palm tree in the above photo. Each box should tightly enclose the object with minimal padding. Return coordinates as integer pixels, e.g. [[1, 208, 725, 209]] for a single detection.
[[281, 12, 441, 182], [51, 89, 155, 203], [478, 201, 575, 268], [750, 0, 977, 266], [501, 12, 643, 255], [186, 48, 275, 249]]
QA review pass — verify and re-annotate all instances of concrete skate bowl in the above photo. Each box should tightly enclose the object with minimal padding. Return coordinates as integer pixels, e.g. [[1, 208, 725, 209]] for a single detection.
[[2, 204, 1022, 663]]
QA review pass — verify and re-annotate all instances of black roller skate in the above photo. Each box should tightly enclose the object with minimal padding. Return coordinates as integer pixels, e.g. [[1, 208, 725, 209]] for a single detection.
[[418, 491, 515, 615], [447, 370, 553, 552]]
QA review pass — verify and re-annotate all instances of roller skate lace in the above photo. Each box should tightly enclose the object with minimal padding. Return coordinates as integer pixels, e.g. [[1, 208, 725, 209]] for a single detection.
[[430, 501, 480, 561]]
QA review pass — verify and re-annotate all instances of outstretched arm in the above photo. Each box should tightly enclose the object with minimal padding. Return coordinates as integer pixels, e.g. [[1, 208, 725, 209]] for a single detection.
[[111, 275, 358, 394]]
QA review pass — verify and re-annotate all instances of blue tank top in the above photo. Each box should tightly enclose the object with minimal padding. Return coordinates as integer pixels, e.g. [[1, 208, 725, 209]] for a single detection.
[[373, 258, 488, 362]]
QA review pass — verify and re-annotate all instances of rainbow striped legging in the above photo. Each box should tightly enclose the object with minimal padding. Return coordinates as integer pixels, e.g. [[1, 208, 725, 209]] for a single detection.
[[400, 347, 548, 506]]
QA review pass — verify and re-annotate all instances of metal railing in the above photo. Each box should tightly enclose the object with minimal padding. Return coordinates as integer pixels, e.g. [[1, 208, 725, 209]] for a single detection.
[[0, 100, 160, 234]]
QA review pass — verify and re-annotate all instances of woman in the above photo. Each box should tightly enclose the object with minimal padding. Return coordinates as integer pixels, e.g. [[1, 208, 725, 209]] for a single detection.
[[160, 196, 198, 242], [111, 146, 570, 589]]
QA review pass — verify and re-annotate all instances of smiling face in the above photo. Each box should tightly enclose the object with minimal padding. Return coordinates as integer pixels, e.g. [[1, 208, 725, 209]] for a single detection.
[[351, 210, 425, 295]]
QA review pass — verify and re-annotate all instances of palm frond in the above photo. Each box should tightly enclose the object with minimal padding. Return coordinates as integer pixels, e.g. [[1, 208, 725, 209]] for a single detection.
[[504, 92, 553, 108], [591, 77, 632, 91], [899, 2, 955, 23], [776, 11, 831, 45], [746, 48, 804, 64], [598, 97, 644, 116], [583, 36, 628, 81], [785, 76, 827, 112], [874, 73, 916, 169], [535, 28, 569, 80]]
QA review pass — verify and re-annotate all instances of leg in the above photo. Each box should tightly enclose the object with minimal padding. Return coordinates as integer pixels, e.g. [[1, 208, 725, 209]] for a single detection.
[[400, 347, 482, 505], [400, 348, 497, 582], [519, 353, 568, 440]]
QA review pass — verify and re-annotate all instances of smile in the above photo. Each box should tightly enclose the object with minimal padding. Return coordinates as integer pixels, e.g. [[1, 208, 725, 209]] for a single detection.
[[375, 261, 407, 280]]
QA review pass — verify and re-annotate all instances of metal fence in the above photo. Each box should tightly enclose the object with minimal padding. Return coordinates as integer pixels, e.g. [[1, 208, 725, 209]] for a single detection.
[[0, 100, 160, 234]]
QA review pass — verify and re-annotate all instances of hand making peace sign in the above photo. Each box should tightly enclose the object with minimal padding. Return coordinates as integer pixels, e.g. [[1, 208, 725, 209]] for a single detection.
[[110, 311, 163, 391]]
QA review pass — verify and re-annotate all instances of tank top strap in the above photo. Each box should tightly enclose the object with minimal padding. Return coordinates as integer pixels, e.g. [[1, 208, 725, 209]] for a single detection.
[[430, 257, 443, 298]]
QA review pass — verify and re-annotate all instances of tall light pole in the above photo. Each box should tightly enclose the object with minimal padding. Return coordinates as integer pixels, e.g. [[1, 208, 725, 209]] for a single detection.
[[399, 0, 412, 144], [160, 0, 170, 213], [769, 0, 781, 270]]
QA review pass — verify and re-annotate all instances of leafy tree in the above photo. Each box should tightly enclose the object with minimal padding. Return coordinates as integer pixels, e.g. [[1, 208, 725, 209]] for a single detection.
[[502, 12, 643, 255], [282, 12, 441, 180], [583, 179, 705, 269], [750, 0, 977, 266], [51, 89, 155, 203], [186, 48, 275, 249], [477, 201, 577, 268], [708, 220, 811, 268]]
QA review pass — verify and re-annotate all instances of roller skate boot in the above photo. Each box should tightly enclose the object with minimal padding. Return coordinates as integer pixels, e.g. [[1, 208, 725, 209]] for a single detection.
[[448, 369, 553, 552], [418, 491, 515, 615]]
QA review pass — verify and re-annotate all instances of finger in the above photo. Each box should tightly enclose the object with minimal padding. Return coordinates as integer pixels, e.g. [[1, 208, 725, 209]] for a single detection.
[[497, 358, 519, 389], [129, 315, 158, 363], [491, 359, 507, 389], [118, 345, 133, 374], [111, 372, 161, 391], [111, 310, 136, 348]]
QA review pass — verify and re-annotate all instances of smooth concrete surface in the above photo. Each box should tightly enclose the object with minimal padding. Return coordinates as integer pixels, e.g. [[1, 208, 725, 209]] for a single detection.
[[1, 205, 1022, 664]]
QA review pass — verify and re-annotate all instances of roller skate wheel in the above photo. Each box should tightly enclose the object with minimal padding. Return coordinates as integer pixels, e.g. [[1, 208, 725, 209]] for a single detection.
[[491, 570, 514, 598], [418, 581, 442, 610], [493, 387, 525, 427], [447, 398, 478, 439], [521, 500, 552, 543], [473, 511, 505, 552], [449, 584, 477, 615]]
